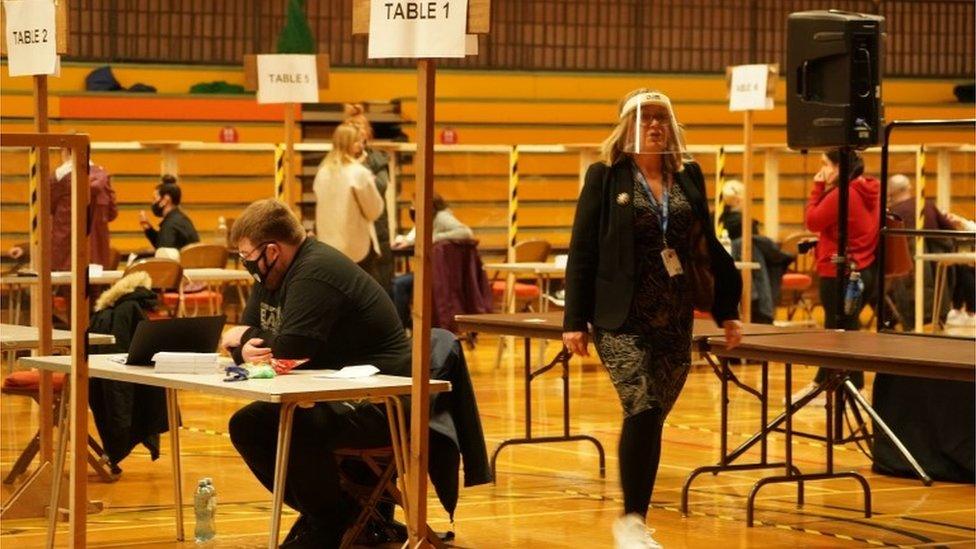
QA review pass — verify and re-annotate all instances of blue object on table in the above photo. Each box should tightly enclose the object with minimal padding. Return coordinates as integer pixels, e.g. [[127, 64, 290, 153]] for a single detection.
[[223, 365, 249, 382]]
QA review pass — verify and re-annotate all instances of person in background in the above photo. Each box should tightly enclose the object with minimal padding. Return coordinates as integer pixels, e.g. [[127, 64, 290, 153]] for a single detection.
[[390, 194, 474, 328], [139, 175, 200, 250], [8, 147, 117, 270], [801, 149, 880, 397], [562, 89, 742, 548], [221, 199, 410, 547], [888, 173, 975, 325], [345, 104, 395, 293], [313, 123, 385, 274], [717, 179, 759, 241]]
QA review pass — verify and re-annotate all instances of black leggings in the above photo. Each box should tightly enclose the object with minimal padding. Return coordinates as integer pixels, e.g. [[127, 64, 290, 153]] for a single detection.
[[814, 262, 878, 389], [619, 408, 664, 517]]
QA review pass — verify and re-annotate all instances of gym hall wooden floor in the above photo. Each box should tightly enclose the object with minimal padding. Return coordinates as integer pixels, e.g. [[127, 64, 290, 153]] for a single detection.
[[2, 335, 973, 548]]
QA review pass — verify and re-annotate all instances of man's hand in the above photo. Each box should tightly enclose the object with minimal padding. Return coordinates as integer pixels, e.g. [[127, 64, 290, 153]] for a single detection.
[[139, 210, 150, 227], [723, 319, 743, 349], [242, 338, 272, 364], [8, 246, 24, 260], [562, 331, 589, 357], [220, 325, 250, 351]]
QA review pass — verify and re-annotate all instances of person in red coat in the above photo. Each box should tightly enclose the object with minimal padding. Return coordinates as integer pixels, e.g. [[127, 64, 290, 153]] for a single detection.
[[8, 148, 117, 271], [803, 148, 880, 392]]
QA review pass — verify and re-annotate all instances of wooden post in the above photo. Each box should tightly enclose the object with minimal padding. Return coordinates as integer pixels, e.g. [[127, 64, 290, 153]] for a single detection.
[[763, 148, 780, 241], [69, 140, 91, 549], [32, 75, 54, 463], [741, 111, 754, 322], [936, 147, 952, 212], [408, 59, 436, 546], [284, 104, 296, 207]]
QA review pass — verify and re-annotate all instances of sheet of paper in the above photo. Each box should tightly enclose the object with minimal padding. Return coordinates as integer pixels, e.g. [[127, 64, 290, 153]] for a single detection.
[[3, 0, 58, 77], [368, 0, 468, 59], [729, 64, 774, 112], [316, 365, 380, 379], [256, 54, 319, 104]]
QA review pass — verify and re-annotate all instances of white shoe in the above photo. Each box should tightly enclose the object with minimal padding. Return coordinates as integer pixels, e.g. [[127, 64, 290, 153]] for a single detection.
[[946, 308, 966, 327], [613, 514, 663, 549]]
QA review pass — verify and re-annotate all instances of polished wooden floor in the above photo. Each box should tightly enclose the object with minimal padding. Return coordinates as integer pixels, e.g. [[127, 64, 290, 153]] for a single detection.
[[1, 335, 973, 548]]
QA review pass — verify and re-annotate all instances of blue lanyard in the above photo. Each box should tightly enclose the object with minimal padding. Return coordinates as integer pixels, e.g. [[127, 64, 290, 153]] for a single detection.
[[632, 164, 670, 243]]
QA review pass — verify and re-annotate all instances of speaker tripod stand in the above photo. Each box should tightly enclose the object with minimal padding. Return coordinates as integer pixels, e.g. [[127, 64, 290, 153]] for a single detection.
[[791, 368, 932, 485]]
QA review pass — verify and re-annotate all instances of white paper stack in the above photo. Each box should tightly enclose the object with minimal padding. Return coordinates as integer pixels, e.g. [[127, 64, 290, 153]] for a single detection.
[[152, 352, 220, 374]]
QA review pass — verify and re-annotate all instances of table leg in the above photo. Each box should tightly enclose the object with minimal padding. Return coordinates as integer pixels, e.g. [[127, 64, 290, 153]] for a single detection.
[[760, 362, 768, 463], [45, 377, 71, 549], [932, 262, 946, 331], [490, 343, 604, 482], [164, 389, 185, 541], [268, 402, 298, 549]]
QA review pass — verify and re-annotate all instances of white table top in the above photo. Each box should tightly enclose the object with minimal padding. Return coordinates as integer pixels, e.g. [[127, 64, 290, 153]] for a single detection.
[[1, 324, 114, 350], [916, 252, 976, 265], [20, 354, 451, 404], [484, 260, 761, 274], [1, 268, 253, 286]]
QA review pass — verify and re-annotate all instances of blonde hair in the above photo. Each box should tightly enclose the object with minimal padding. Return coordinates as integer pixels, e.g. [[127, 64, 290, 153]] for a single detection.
[[321, 123, 362, 172], [600, 88, 688, 174], [344, 103, 373, 140]]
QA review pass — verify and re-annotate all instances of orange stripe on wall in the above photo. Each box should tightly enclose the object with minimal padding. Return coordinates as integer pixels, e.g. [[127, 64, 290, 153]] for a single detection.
[[58, 96, 301, 122]]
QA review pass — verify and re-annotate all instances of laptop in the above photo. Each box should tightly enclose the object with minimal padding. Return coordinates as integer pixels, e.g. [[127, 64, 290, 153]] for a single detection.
[[125, 315, 227, 365]]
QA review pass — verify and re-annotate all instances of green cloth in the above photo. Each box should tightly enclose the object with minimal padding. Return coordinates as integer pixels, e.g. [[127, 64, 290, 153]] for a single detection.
[[276, 0, 316, 54]]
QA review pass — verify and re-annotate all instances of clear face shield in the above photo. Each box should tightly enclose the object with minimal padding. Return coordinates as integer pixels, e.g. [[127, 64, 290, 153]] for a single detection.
[[619, 92, 686, 157]]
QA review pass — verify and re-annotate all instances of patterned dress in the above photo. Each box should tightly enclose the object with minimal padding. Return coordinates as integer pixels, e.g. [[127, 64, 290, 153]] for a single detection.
[[594, 166, 696, 418]]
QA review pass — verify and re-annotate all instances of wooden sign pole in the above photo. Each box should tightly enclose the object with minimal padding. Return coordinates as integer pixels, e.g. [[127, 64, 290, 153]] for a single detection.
[[284, 104, 296, 206], [740, 110, 754, 322], [408, 58, 435, 546]]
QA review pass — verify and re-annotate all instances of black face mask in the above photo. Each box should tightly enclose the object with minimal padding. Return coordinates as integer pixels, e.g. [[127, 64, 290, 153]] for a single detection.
[[242, 243, 277, 284], [150, 201, 165, 217]]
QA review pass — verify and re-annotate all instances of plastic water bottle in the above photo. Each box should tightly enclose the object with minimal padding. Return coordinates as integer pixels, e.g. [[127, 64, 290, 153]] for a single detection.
[[719, 229, 733, 256], [194, 479, 216, 543], [843, 271, 865, 316]]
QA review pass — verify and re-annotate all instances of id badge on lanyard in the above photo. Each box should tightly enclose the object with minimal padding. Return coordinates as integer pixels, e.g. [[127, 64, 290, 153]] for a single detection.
[[635, 166, 682, 277]]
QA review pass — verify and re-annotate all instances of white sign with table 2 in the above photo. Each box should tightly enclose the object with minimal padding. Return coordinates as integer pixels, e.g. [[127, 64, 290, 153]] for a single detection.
[[255, 54, 319, 104], [368, 0, 469, 58], [2, 0, 58, 76]]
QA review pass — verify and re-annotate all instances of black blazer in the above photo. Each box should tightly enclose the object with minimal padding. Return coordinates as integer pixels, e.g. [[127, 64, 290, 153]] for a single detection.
[[563, 158, 742, 332]]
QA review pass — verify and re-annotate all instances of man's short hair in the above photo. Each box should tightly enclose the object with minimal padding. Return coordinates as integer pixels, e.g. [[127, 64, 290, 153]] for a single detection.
[[156, 179, 182, 206], [230, 199, 305, 247]]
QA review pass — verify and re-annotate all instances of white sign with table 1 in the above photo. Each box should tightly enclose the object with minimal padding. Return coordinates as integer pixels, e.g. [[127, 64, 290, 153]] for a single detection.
[[2, 0, 58, 76], [368, 0, 469, 58]]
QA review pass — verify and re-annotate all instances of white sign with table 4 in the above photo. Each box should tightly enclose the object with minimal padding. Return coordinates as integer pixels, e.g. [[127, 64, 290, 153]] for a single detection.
[[368, 0, 469, 59], [729, 64, 774, 112], [2, 0, 58, 76], [256, 54, 319, 104]]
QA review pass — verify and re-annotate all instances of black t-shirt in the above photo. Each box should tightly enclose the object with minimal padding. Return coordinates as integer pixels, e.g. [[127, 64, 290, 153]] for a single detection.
[[145, 209, 200, 249], [239, 238, 410, 376]]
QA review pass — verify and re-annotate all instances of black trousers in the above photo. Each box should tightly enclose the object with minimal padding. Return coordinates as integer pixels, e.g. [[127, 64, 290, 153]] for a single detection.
[[228, 400, 391, 539], [814, 261, 878, 389]]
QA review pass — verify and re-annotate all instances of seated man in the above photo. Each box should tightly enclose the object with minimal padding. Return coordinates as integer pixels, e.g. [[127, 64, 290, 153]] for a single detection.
[[139, 175, 200, 250], [221, 199, 410, 548]]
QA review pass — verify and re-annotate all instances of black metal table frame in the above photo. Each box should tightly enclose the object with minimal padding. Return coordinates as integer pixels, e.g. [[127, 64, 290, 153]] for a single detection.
[[489, 337, 606, 482], [681, 345, 874, 526]]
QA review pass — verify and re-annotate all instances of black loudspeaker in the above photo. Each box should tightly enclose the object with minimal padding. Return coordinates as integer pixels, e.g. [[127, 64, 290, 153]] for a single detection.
[[787, 10, 885, 150]]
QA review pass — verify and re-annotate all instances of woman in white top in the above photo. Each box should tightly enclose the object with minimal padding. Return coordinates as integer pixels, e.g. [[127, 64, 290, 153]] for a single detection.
[[313, 123, 385, 269]]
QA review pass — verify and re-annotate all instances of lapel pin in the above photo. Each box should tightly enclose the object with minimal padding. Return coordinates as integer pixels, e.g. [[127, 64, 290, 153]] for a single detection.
[[616, 192, 630, 205]]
